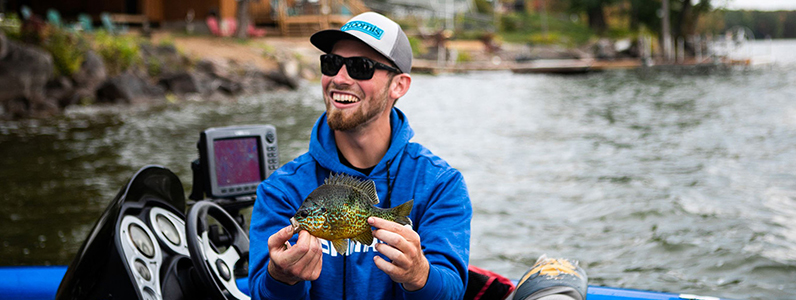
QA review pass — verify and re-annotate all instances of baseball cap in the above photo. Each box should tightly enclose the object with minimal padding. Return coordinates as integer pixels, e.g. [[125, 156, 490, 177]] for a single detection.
[[310, 12, 413, 74]]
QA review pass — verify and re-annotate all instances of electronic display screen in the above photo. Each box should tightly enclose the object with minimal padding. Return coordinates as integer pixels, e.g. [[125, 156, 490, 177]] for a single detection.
[[213, 137, 262, 188]]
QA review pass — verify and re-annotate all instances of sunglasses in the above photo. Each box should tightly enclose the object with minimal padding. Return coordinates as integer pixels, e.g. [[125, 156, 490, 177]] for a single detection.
[[320, 53, 401, 80]]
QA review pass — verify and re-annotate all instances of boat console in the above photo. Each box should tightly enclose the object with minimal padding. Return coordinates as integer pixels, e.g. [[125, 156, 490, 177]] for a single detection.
[[55, 125, 278, 300]]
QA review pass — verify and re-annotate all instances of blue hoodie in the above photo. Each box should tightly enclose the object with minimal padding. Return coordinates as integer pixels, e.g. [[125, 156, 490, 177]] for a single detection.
[[249, 108, 472, 300]]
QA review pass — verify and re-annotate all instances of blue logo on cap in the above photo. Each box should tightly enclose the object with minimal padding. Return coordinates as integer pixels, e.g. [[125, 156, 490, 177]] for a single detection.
[[341, 21, 383, 40]]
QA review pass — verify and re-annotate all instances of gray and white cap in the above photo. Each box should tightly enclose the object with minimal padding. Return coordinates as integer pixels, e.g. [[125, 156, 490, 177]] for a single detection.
[[311, 12, 413, 74]]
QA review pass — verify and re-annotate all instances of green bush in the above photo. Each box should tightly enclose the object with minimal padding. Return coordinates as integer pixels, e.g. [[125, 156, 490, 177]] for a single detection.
[[473, 0, 494, 14], [92, 30, 142, 75], [43, 27, 89, 77], [499, 13, 523, 33], [497, 12, 593, 47], [146, 56, 162, 77], [456, 51, 472, 63], [407, 35, 427, 57], [527, 32, 564, 45], [0, 13, 22, 40]]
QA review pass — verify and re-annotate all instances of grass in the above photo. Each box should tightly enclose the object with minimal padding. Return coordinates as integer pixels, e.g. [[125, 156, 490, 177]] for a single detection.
[[497, 12, 594, 47]]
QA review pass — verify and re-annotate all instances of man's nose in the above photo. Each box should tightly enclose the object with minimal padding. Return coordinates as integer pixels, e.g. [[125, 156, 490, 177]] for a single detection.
[[331, 64, 355, 84]]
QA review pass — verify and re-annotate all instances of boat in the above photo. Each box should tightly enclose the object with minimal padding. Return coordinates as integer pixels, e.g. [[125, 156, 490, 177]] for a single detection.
[[0, 264, 727, 300], [0, 125, 731, 300]]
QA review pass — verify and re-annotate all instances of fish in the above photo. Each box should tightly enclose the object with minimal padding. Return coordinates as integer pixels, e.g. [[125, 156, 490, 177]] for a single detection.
[[289, 173, 413, 255]]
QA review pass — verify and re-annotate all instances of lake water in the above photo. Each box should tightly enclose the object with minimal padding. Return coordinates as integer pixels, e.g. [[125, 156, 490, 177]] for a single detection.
[[2, 40, 796, 299]]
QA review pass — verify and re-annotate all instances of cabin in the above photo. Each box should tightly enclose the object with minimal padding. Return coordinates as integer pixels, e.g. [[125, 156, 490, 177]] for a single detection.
[[2, 0, 369, 36]]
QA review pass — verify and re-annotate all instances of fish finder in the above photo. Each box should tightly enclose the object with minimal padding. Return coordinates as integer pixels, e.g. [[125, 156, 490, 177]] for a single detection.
[[189, 125, 278, 201]]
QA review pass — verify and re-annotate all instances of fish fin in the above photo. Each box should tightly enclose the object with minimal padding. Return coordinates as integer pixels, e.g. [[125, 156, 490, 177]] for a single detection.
[[390, 199, 414, 226], [332, 239, 348, 255], [351, 230, 374, 247], [362, 180, 379, 205], [326, 173, 380, 205]]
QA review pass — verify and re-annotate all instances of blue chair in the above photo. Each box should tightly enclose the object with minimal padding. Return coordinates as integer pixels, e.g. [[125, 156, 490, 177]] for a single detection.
[[46, 9, 62, 27], [100, 12, 127, 34], [20, 5, 32, 20], [78, 14, 93, 32]]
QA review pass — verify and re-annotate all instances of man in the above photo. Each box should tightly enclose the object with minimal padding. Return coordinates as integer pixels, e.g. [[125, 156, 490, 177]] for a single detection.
[[248, 12, 472, 300]]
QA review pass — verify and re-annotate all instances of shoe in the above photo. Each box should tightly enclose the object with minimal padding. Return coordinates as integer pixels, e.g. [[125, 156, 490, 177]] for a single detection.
[[512, 255, 588, 300]]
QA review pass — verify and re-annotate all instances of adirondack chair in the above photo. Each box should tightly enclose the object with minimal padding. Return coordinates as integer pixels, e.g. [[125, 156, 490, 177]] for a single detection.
[[20, 5, 32, 20], [206, 16, 236, 37], [100, 12, 127, 35], [46, 9, 62, 27], [77, 14, 93, 32]]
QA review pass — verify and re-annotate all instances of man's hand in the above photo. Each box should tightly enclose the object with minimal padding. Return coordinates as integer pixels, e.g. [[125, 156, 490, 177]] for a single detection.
[[369, 217, 430, 291], [267, 225, 323, 285]]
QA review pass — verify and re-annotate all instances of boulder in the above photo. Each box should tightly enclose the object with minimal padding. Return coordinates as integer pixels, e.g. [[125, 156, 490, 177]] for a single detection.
[[193, 59, 243, 96], [265, 59, 301, 90], [96, 72, 164, 104], [195, 58, 231, 78], [45, 76, 74, 107], [141, 43, 190, 76], [158, 71, 216, 95], [70, 50, 107, 105], [0, 31, 58, 119], [0, 30, 7, 59]]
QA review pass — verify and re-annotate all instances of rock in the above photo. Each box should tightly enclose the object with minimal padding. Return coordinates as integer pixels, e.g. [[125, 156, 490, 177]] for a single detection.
[[0, 30, 8, 59], [73, 50, 107, 87], [46, 50, 109, 108], [266, 59, 301, 90], [141, 43, 190, 76], [158, 72, 215, 95], [195, 58, 231, 78], [0, 31, 58, 119], [217, 77, 242, 95], [241, 68, 280, 93], [193, 59, 242, 95], [45, 76, 75, 107], [96, 72, 164, 104]]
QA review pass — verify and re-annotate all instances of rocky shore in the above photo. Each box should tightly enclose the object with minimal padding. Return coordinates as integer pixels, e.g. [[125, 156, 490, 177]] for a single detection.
[[0, 25, 644, 120], [0, 30, 317, 120]]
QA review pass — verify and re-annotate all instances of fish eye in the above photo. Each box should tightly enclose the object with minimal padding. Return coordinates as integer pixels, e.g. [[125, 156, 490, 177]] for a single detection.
[[321, 207, 327, 213], [299, 210, 308, 218]]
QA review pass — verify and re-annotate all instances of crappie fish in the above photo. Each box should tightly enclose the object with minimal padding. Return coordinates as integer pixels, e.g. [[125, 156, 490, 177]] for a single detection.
[[290, 173, 413, 255]]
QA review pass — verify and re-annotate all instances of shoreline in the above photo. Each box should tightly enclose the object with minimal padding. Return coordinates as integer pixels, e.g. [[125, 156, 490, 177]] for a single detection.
[[2, 28, 758, 120], [0, 29, 322, 120]]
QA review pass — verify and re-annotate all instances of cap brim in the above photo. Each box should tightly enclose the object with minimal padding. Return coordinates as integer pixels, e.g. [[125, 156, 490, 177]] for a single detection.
[[310, 29, 358, 54]]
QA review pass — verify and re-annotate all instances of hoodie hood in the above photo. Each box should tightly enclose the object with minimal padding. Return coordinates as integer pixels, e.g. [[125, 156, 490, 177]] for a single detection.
[[309, 107, 414, 176]]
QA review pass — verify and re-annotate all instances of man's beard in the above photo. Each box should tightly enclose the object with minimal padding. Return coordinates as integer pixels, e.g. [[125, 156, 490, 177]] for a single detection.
[[327, 84, 391, 131]]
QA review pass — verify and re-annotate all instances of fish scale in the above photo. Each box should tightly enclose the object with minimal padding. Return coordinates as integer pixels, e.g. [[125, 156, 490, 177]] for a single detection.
[[291, 173, 413, 255]]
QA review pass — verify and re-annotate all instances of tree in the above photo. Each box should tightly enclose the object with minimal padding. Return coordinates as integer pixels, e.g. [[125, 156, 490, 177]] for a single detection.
[[629, 0, 662, 33], [235, 0, 251, 38], [675, 0, 712, 39], [783, 11, 796, 38], [568, 0, 614, 34]]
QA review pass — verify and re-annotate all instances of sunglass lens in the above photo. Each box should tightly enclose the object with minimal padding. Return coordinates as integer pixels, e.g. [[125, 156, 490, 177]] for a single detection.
[[321, 55, 342, 76], [346, 57, 375, 80]]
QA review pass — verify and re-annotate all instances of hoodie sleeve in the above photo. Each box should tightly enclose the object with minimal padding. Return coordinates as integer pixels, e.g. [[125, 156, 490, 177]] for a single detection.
[[402, 169, 472, 300], [249, 180, 310, 300]]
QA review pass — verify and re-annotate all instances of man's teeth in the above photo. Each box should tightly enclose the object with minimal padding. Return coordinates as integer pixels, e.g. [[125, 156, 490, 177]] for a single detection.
[[333, 93, 359, 103]]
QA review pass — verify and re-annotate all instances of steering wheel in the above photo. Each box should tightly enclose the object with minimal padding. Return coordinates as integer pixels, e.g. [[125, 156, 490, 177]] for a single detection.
[[186, 201, 250, 300]]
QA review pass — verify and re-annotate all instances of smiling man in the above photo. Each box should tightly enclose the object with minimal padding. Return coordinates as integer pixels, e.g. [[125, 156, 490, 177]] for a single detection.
[[248, 12, 472, 300]]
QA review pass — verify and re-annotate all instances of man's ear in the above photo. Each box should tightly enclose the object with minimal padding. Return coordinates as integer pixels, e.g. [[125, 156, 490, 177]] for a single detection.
[[389, 73, 412, 100]]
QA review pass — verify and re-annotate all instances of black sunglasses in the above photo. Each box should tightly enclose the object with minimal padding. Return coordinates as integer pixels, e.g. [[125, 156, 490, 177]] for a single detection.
[[320, 53, 401, 80]]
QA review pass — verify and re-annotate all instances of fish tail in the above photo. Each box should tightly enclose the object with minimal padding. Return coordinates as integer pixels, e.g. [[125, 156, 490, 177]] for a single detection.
[[389, 199, 414, 226]]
